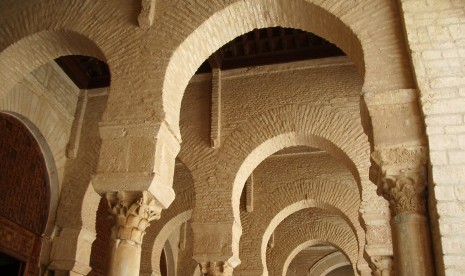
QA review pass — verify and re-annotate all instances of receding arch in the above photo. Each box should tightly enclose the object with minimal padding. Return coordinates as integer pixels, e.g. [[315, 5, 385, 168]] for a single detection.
[[266, 219, 358, 276], [217, 104, 370, 233], [284, 243, 351, 276], [162, 0, 366, 138], [151, 210, 193, 275], [261, 202, 358, 274], [309, 251, 351, 276], [0, 30, 107, 99]]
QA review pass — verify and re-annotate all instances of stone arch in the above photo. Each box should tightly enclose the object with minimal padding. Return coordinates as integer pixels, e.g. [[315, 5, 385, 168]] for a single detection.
[[221, 105, 370, 222], [210, 105, 370, 262], [309, 251, 351, 276], [141, 158, 195, 275], [150, 210, 193, 275], [162, 0, 413, 138], [0, 112, 57, 274], [261, 202, 358, 274], [267, 219, 358, 276], [0, 64, 79, 186], [163, 242, 176, 276], [0, 30, 107, 100], [0, 111, 59, 238]]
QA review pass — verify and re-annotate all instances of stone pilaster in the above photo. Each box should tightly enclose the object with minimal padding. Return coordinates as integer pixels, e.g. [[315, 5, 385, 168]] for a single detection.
[[199, 261, 233, 276], [106, 191, 162, 276]]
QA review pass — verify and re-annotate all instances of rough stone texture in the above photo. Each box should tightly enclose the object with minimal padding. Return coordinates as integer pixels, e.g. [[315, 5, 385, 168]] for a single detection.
[[398, 0, 465, 275], [266, 208, 358, 275], [1, 0, 461, 275]]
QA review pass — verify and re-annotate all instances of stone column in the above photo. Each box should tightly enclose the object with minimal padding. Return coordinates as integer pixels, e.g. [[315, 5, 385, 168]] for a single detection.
[[199, 261, 233, 276], [371, 256, 393, 276], [106, 191, 162, 276], [377, 168, 434, 276]]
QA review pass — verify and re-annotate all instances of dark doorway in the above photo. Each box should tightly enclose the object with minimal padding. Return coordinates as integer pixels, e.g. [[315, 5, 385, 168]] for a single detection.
[[0, 252, 25, 276]]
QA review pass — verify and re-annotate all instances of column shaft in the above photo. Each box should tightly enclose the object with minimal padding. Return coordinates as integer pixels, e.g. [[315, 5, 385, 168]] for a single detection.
[[391, 213, 433, 276]]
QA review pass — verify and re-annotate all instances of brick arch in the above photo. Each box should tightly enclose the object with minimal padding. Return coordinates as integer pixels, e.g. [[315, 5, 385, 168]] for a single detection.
[[0, 79, 76, 187], [162, 0, 413, 138], [141, 160, 195, 275], [309, 251, 351, 276], [0, 29, 106, 99], [235, 177, 363, 273], [0, 111, 59, 238], [212, 105, 370, 257], [267, 219, 358, 276], [260, 200, 359, 275], [285, 245, 351, 276], [149, 210, 193, 276], [0, 112, 56, 275]]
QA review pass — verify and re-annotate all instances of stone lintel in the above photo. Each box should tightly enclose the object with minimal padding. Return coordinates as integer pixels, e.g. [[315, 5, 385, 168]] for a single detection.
[[363, 89, 426, 147], [364, 89, 419, 106], [191, 222, 233, 262], [93, 121, 180, 208]]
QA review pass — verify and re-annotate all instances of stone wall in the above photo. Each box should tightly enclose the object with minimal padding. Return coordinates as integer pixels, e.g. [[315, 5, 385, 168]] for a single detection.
[[398, 0, 465, 275]]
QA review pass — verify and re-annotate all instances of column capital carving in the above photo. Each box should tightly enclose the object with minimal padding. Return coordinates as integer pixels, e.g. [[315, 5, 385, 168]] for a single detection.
[[199, 262, 233, 276], [377, 168, 427, 216], [370, 255, 393, 276], [371, 147, 428, 216], [107, 191, 162, 245]]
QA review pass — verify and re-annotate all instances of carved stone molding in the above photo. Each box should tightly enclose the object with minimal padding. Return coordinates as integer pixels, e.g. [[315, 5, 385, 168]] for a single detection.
[[199, 262, 233, 276], [370, 255, 393, 276], [371, 147, 428, 216], [138, 0, 156, 28], [106, 191, 162, 245], [377, 170, 427, 216]]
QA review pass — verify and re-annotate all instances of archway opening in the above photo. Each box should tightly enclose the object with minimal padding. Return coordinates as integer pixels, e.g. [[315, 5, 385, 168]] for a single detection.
[[0, 112, 51, 275]]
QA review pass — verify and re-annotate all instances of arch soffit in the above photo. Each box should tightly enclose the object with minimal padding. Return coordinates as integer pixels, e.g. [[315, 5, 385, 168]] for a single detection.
[[261, 201, 359, 272], [285, 245, 351, 276], [309, 251, 352, 276], [162, 0, 366, 138], [0, 29, 107, 100], [268, 221, 358, 276], [0, 0, 132, 100], [218, 105, 370, 222]]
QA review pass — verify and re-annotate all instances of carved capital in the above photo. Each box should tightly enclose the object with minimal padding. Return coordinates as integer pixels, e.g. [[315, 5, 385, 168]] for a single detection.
[[377, 170, 427, 216], [107, 191, 162, 244], [199, 262, 233, 276], [370, 256, 393, 276]]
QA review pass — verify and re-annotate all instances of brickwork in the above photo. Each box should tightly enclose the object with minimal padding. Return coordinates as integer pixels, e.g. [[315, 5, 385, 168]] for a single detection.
[[236, 153, 362, 273], [0, 61, 80, 186], [0, 113, 49, 235], [398, 0, 465, 275], [141, 161, 195, 274], [267, 209, 357, 275], [1, 0, 459, 275]]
